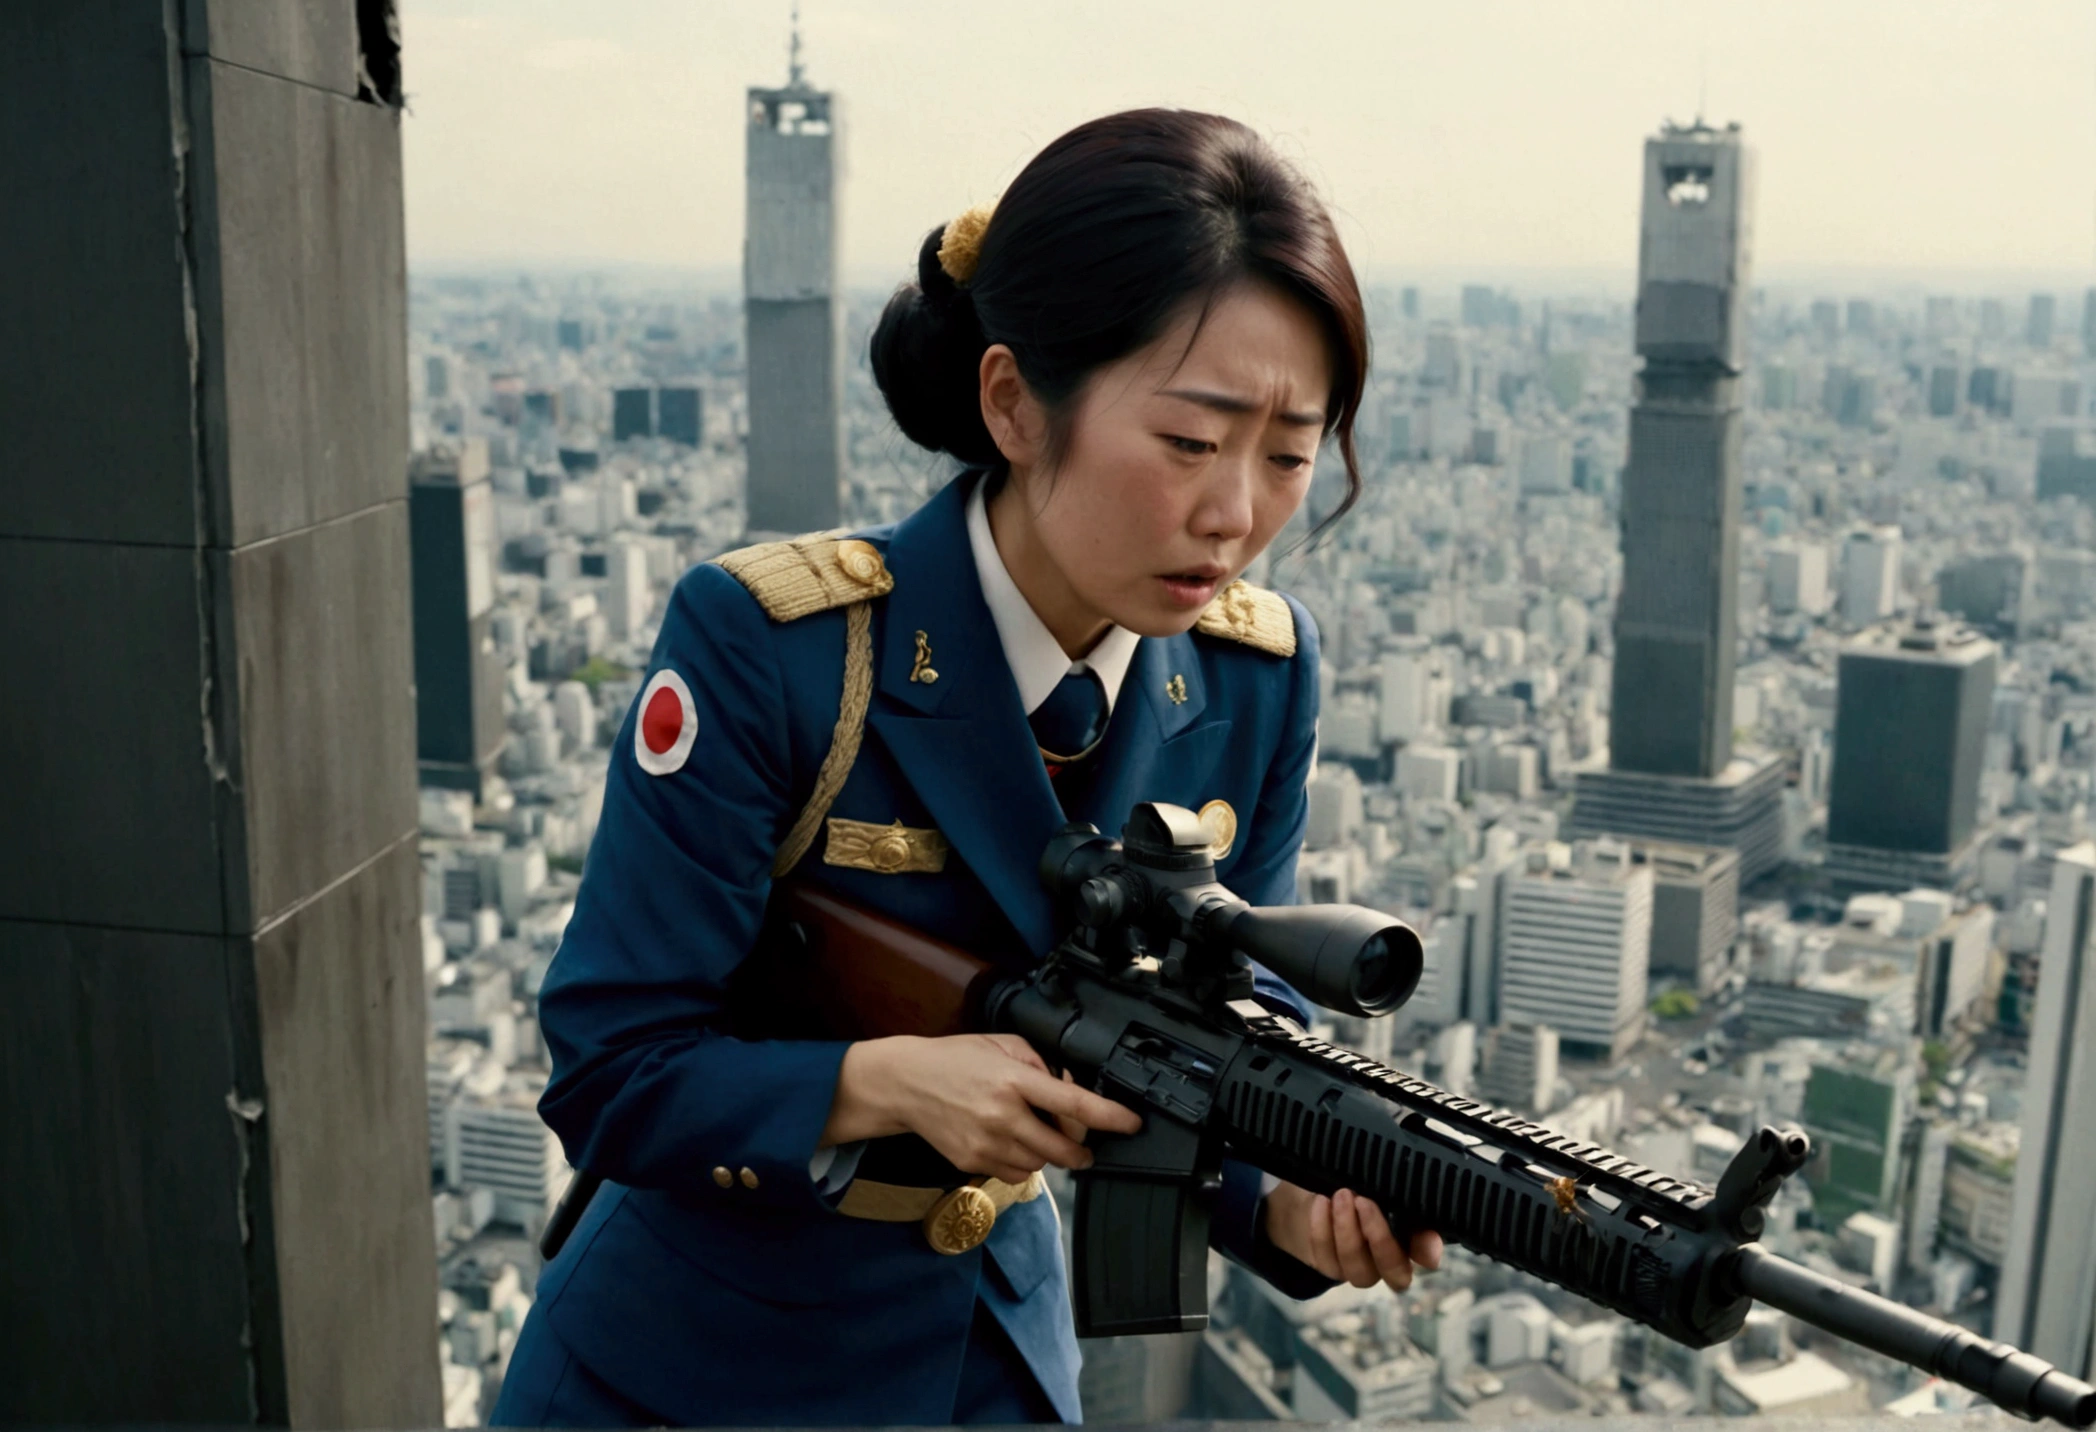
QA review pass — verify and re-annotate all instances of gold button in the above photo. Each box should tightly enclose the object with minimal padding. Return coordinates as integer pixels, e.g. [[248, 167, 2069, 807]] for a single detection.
[[924, 1185, 998, 1255], [712, 1166, 733, 1188], [739, 1167, 760, 1189], [869, 826, 912, 872], [835, 540, 886, 588]]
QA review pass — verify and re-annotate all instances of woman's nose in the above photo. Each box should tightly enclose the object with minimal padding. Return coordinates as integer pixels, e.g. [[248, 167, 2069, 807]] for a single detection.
[[1193, 456, 1257, 541]]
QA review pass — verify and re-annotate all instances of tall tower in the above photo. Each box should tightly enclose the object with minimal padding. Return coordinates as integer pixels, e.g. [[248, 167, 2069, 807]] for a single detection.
[[1997, 843, 2096, 1380], [743, 14, 842, 536], [1570, 123, 1784, 882], [1611, 121, 1752, 778], [409, 439, 506, 796]]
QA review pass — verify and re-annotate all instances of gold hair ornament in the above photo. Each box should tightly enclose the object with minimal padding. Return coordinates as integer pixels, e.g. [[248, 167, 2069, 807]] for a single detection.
[[935, 201, 997, 285]]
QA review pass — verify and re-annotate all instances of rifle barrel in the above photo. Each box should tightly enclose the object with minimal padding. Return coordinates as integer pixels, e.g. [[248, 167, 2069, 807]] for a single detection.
[[1731, 1244, 2096, 1427]]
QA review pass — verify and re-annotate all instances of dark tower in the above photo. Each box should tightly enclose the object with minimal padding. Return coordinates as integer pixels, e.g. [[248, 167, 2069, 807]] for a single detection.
[[1609, 121, 1752, 777], [657, 385, 703, 446], [743, 14, 842, 535], [410, 440, 507, 795], [612, 386, 654, 441], [1571, 122, 1784, 882]]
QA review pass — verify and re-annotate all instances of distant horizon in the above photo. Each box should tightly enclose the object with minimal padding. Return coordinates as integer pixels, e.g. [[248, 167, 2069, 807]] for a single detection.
[[408, 255, 2096, 302]]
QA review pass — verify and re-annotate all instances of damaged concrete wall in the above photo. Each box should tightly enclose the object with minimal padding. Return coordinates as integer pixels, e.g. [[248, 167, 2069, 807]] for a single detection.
[[0, 1, 438, 1423]]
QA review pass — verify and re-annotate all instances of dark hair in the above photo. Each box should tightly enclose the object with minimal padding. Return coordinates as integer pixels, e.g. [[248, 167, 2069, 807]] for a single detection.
[[870, 108, 1370, 525]]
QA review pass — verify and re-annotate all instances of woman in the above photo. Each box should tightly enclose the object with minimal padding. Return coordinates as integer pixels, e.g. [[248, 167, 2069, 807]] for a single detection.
[[493, 108, 1441, 1427]]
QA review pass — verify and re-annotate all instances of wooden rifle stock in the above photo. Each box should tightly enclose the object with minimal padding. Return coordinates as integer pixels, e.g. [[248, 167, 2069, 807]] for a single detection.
[[543, 880, 999, 1261], [764, 879, 998, 1039]]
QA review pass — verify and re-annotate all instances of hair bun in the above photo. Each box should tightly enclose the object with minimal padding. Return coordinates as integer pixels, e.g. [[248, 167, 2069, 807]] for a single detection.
[[870, 226, 1001, 465]]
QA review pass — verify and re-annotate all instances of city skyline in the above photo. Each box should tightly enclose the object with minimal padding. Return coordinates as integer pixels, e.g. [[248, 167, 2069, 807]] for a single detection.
[[15, 4, 2096, 1423], [400, 0, 2096, 283]]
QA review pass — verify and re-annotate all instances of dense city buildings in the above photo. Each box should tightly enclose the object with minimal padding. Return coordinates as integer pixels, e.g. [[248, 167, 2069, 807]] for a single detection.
[[393, 100, 2096, 1424]]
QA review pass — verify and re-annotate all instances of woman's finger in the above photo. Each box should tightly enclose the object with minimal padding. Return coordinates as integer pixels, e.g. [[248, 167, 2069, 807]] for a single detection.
[[1023, 1069, 1143, 1135], [1001, 1106, 1095, 1171], [1306, 1192, 1339, 1278], [986, 1033, 1051, 1072], [1355, 1195, 1415, 1291], [1408, 1228, 1445, 1272], [1331, 1190, 1380, 1287]]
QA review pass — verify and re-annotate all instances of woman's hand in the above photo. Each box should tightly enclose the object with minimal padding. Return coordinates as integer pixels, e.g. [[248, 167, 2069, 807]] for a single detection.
[[1261, 1182, 1444, 1292], [821, 1034, 1143, 1185]]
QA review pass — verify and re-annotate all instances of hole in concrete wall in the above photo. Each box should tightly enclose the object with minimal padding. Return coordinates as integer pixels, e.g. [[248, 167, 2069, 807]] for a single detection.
[[356, 0, 402, 107], [1664, 165, 1713, 206]]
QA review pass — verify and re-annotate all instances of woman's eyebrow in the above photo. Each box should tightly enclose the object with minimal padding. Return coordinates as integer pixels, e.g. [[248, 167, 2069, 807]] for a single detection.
[[1159, 387, 1324, 427]]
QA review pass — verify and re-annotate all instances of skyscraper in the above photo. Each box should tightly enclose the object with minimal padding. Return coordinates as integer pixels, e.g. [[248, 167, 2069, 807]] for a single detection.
[[1571, 121, 1783, 881], [1837, 524, 1902, 625], [612, 386, 653, 442], [1997, 844, 2096, 1379], [1823, 620, 1997, 892], [410, 439, 507, 795], [1608, 121, 1750, 776], [657, 385, 703, 446], [2027, 292, 2056, 349], [743, 20, 841, 536]]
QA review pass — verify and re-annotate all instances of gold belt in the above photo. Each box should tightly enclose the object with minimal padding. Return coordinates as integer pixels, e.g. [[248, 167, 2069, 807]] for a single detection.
[[835, 1171, 1046, 1255]]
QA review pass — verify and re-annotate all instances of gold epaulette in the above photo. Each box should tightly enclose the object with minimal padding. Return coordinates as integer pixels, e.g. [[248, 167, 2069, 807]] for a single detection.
[[1193, 580, 1297, 657], [712, 532, 894, 622]]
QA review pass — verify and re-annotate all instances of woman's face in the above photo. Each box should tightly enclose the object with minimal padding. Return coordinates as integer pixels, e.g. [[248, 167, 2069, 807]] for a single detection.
[[983, 281, 1334, 645]]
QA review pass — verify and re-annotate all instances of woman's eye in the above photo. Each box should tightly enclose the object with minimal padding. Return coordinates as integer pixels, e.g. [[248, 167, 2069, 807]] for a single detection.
[[1271, 453, 1311, 471], [1164, 435, 1215, 456]]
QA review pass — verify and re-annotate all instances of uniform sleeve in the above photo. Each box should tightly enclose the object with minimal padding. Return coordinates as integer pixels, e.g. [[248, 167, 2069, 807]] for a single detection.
[[1204, 596, 1342, 1296], [535, 563, 848, 1214]]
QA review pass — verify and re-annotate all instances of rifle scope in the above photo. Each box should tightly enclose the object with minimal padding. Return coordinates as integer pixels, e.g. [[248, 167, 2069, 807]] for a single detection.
[[1038, 803, 1423, 1018]]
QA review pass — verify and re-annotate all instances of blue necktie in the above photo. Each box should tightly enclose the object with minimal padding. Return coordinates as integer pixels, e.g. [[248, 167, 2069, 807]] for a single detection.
[[1030, 667, 1109, 775]]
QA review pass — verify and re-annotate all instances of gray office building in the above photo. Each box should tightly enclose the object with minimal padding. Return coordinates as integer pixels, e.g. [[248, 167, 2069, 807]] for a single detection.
[[658, 385, 703, 446], [1936, 549, 2031, 638], [612, 386, 653, 442], [1635, 842, 1741, 997], [1998, 843, 2096, 1380], [1573, 121, 1783, 881], [1824, 620, 1997, 892], [743, 28, 841, 536], [410, 440, 507, 795], [2028, 292, 2056, 349]]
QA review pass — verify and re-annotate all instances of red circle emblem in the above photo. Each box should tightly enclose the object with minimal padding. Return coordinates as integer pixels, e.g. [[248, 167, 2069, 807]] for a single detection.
[[642, 686, 683, 755], [633, 670, 697, 776]]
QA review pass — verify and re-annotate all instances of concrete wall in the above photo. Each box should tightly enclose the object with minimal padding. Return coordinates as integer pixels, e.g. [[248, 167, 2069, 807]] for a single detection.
[[0, 2, 438, 1422]]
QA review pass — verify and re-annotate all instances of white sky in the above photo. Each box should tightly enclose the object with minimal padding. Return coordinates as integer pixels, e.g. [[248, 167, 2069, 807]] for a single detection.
[[400, 0, 2096, 288]]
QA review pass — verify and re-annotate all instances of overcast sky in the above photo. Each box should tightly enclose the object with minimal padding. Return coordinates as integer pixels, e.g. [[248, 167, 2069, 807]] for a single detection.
[[400, 0, 2096, 289]]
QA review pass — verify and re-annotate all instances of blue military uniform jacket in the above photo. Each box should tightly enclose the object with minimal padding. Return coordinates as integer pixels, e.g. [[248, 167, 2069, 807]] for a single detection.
[[524, 473, 1330, 1425]]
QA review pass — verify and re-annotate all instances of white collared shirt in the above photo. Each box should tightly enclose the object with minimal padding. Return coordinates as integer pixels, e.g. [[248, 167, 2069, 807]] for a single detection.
[[965, 477, 1141, 717]]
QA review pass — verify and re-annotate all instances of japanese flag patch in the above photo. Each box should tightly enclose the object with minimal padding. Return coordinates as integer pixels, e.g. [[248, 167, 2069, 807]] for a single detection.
[[634, 669, 698, 776]]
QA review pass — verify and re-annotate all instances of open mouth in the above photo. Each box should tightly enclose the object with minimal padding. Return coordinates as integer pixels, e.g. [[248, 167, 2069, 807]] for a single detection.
[[1157, 568, 1226, 608]]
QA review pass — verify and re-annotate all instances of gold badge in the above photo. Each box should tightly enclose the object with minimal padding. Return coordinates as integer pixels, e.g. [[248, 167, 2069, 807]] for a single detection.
[[910, 629, 939, 684], [1197, 799, 1238, 861], [823, 818, 950, 874], [1166, 674, 1189, 705], [924, 1184, 998, 1255]]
